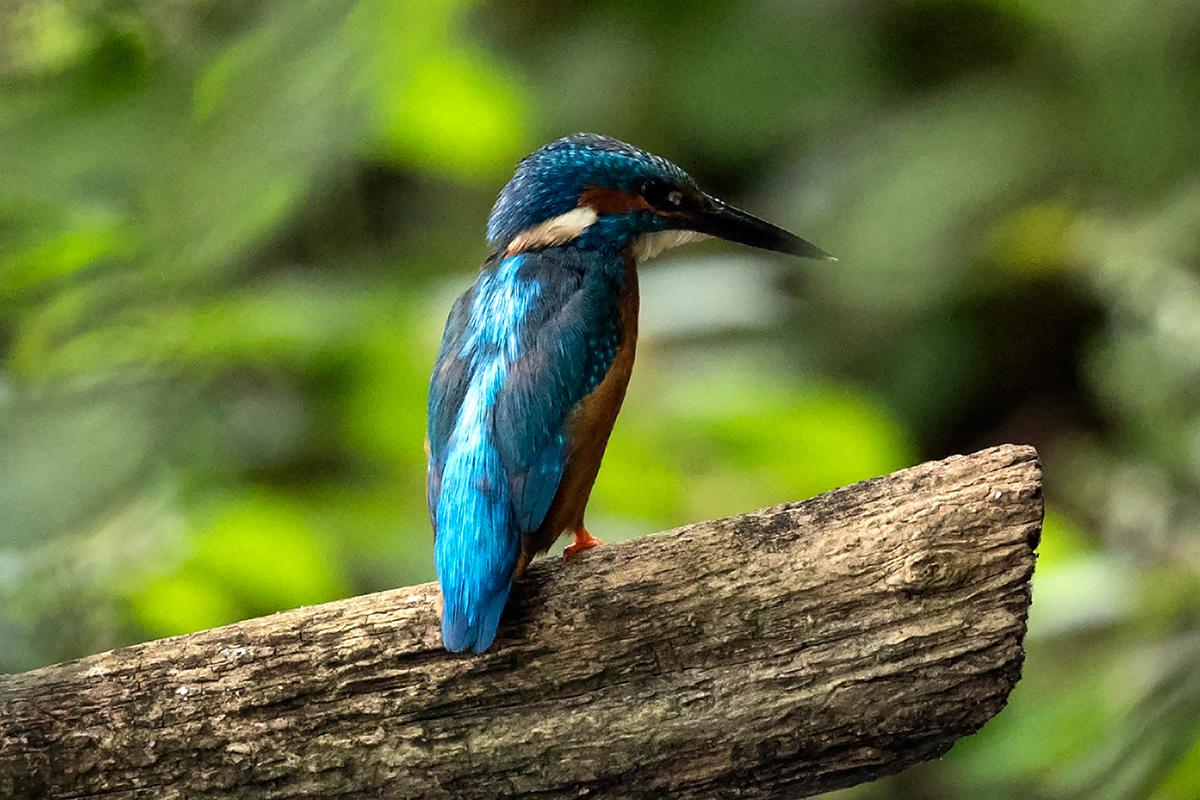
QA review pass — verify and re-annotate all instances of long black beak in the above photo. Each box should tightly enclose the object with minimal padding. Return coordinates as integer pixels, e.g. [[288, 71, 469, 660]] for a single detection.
[[684, 194, 836, 261]]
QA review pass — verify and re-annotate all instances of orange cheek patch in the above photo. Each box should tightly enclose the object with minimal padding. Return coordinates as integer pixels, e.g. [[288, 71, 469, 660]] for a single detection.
[[578, 186, 652, 215]]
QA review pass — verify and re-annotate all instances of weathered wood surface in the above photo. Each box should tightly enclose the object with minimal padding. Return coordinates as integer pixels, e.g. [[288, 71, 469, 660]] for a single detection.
[[0, 445, 1041, 800]]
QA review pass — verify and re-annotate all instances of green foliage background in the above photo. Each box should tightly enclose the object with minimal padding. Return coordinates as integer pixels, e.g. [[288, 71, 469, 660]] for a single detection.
[[2, 1, 1199, 796]]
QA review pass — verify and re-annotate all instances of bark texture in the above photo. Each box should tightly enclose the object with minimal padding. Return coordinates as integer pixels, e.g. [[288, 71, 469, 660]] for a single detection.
[[0, 445, 1042, 800]]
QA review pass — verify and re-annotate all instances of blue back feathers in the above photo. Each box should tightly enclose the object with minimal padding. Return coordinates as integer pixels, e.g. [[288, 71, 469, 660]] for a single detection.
[[427, 248, 623, 652], [429, 256, 536, 652]]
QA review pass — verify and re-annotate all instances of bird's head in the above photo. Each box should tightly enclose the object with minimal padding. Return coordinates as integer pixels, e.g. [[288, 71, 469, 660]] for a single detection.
[[487, 132, 834, 263]]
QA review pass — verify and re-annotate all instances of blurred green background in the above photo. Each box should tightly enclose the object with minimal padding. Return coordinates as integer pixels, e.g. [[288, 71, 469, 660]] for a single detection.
[[2, 0, 1199, 797]]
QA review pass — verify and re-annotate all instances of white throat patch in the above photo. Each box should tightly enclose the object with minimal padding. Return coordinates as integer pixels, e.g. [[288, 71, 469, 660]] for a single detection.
[[506, 207, 599, 255], [631, 229, 711, 262]]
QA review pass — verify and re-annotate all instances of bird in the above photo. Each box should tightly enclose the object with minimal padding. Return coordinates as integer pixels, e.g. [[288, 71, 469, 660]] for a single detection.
[[426, 133, 833, 653]]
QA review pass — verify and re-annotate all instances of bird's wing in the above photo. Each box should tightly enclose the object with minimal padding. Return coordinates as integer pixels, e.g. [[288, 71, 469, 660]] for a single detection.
[[492, 258, 620, 535], [427, 252, 619, 536], [426, 286, 476, 531]]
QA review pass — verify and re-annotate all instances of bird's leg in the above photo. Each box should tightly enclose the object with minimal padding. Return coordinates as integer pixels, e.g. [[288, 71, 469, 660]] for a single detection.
[[511, 550, 530, 579], [564, 526, 605, 557]]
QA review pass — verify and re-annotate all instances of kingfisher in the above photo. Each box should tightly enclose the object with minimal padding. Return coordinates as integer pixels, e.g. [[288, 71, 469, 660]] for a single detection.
[[426, 133, 833, 653]]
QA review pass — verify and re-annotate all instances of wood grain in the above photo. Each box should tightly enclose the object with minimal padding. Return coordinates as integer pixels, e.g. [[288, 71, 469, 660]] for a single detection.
[[0, 445, 1042, 799]]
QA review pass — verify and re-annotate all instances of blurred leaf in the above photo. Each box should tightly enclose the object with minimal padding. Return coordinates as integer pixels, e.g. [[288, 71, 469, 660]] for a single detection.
[[131, 571, 243, 637], [1061, 637, 1200, 800], [986, 201, 1076, 277], [352, 0, 528, 179], [810, 79, 1055, 314], [372, 51, 527, 180], [1154, 735, 1200, 800], [131, 493, 350, 637], [193, 495, 348, 610], [1028, 508, 1141, 638], [622, 360, 915, 523], [0, 388, 161, 547], [591, 421, 689, 527], [0, 1, 91, 76], [0, 211, 131, 299]]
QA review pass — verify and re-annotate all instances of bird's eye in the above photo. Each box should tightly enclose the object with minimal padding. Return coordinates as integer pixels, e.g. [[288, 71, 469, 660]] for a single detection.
[[640, 178, 684, 209], [639, 178, 665, 203]]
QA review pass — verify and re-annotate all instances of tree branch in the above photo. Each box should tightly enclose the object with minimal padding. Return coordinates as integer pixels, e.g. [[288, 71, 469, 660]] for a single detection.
[[0, 445, 1041, 799]]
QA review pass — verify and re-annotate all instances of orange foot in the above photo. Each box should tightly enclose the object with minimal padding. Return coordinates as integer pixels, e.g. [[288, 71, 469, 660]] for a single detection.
[[564, 527, 605, 557]]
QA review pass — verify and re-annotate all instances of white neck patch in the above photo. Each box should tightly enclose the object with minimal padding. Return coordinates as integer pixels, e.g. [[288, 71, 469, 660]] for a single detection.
[[631, 229, 710, 263], [505, 208, 710, 262], [506, 207, 599, 255]]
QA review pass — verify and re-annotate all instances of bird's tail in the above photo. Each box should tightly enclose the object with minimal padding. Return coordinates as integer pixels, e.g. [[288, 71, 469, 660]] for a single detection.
[[434, 445, 520, 654], [440, 581, 511, 654]]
